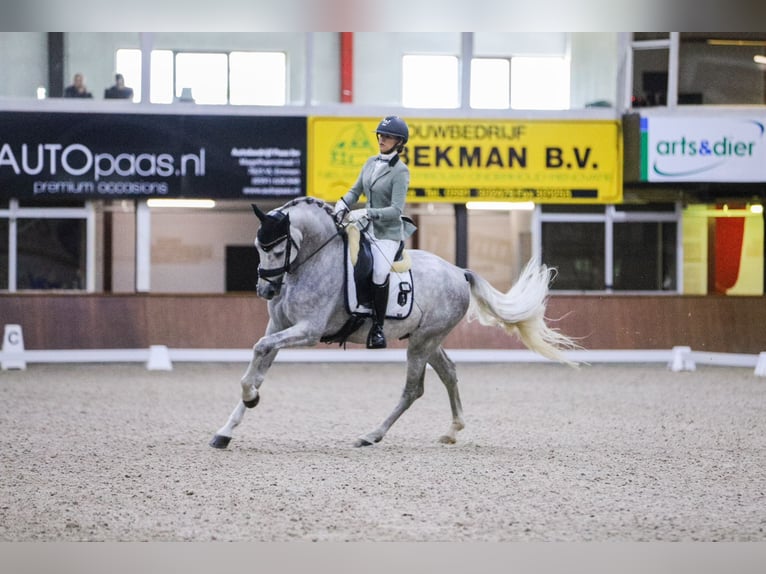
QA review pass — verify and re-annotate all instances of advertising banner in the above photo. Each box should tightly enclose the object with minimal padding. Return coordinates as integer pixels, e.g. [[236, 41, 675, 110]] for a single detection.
[[0, 111, 307, 200], [309, 117, 622, 204], [641, 115, 766, 182]]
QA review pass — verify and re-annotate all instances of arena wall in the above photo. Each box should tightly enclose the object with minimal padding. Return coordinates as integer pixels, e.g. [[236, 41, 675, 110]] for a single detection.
[[1, 294, 763, 354]]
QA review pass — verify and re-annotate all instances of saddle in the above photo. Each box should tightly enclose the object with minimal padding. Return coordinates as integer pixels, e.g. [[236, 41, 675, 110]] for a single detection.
[[320, 225, 415, 346]]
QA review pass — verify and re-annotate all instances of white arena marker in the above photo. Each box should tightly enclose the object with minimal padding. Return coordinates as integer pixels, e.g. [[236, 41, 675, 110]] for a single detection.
[[2, 324, 27, 370], [669, 345, 695, 372], [146, 345, 173, 371], [754, 352, 766, 377]]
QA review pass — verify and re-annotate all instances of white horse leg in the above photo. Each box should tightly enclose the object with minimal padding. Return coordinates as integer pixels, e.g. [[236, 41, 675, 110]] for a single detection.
[[211, 321, 321, 449], [355, 342, 434, 447], [239, 346, 279, 406], [210, 401, 247, 449], [428, 346, 465, 444]]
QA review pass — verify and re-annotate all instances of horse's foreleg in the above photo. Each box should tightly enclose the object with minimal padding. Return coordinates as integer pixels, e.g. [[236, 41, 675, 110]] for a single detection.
[[239, 322, 319, 404], [210, 344, 278, 449], [355, 347, 430, 447], [428, 346, 464, 444], [210, 401, 247, 449], [240, 346, 278, 406], [211, 322, 319, 450]]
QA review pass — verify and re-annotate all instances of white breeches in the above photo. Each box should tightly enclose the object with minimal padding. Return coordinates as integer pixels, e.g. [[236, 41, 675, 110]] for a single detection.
[[370, 238, 399, 285]]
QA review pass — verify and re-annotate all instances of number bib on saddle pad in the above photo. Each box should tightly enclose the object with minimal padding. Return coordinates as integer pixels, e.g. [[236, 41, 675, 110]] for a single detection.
[[343, 225, 414, 320]]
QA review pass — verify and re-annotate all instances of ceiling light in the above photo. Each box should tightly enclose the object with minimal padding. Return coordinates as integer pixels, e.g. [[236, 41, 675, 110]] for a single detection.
[[754, 55, 766, 65], [146, 198, 216, 209], [707, 39, 766, 47], [466, 201, 535, 211]]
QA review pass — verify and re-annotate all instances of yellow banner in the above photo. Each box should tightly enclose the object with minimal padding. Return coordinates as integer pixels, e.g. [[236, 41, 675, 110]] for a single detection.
[[308, 117, 623, 204]]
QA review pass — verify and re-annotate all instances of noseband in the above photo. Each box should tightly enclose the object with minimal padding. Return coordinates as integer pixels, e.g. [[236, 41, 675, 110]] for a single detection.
[[257, 232, 296, 291]]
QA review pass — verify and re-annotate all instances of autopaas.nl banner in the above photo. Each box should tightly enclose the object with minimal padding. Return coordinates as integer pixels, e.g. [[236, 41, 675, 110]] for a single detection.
[[308, 117, 622, 204], [0, 111, 306, 200]]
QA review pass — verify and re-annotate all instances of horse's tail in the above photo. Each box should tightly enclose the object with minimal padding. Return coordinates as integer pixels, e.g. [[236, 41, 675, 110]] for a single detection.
[[465, 258, 581, 366]]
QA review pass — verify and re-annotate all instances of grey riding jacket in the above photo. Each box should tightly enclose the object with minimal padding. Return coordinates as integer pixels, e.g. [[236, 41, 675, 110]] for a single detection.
[[340, 154, 417, 242]]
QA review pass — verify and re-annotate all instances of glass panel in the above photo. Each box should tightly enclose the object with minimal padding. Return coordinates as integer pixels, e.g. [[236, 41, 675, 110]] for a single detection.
[[631, 48, 668, 107], [175, 52, 228, 105], [613, 222, 677, 291], [542, 222, 604, 290], [17, 218, 86, 290], [229, 51, 287, 106], [680, 33, 766, 105], [402, 55, 459, 109], [151, 50, 175, 104], [470, 58, 510, 109], [0, 218, 7, 290], [510, 56, 570, 110], [114, 48, 141, 102]]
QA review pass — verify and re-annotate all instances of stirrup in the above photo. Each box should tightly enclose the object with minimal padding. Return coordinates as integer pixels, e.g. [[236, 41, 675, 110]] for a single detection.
[[366, 323, 386, 349]]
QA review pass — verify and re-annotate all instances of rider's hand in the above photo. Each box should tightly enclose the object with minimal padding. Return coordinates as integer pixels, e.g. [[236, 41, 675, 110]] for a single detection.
[[333, 200, 349, 222], [348, 209, 368, 223]]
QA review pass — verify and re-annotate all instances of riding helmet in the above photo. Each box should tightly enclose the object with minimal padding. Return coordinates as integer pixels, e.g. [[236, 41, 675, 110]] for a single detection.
[[375, 116, 409, 145]]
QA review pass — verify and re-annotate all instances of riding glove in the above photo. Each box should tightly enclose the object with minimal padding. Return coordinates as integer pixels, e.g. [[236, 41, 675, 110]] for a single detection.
[[333, 200, 349, 221], [347, 209, 369, 223]]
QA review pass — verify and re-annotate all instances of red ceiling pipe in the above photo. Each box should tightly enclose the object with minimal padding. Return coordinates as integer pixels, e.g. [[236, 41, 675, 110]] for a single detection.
[[340, 32, 353, 103]]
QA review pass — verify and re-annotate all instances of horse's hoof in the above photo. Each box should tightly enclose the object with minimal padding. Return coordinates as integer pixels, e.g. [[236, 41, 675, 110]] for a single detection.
[[438, 435, 457, 444], [243, 394, 260, 409], [354, 438, 374, 447], [209, 434, 232, 449]]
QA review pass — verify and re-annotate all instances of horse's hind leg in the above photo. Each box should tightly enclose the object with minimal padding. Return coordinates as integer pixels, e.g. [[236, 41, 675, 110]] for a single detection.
[[355, 340, 439, 447], [428, 346, 465, 444]]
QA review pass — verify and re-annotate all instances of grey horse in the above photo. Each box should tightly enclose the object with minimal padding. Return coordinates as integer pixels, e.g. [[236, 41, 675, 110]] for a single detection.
[[210, 197, 579, 449]]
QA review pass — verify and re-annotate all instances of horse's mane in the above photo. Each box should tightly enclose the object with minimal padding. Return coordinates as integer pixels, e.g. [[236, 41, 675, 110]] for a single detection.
[[280, 196, 335, 220]]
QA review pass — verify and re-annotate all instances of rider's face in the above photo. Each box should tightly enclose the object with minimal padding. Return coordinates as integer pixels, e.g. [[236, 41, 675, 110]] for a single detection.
[[377, 133, 399, 154]]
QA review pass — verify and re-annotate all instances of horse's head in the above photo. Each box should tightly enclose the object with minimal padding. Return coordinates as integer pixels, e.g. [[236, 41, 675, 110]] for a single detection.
[[252, 204, 302, 299]]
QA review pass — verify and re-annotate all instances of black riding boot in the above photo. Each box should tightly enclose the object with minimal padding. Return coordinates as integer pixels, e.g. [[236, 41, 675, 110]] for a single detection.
[[367, 278, 389, 349]]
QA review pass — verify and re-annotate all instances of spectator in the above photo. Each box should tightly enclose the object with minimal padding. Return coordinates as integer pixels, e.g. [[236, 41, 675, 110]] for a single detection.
[[104, 74, 134, 100], [63, 73, 93, 98]]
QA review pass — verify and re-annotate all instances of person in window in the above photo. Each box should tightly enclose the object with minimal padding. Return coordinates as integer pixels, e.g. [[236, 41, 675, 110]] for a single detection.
[[63, 73, 93, 98], [104, 73, 134, 100], [333, 115, 416, 349]]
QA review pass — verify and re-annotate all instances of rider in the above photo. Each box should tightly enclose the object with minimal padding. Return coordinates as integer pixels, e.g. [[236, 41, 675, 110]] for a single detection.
[[333, 115, 416, 349]]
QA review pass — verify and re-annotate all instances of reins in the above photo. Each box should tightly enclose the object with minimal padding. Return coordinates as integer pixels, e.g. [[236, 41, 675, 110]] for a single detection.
[[288, 220, 345, 274]]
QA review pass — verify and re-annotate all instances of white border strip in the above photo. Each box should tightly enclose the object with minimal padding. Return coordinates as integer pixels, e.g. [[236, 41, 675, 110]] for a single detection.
[[3, 345, 766, 376]]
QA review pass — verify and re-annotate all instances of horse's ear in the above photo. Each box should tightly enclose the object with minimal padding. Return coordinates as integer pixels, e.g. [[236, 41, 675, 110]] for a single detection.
[[251, 203, 267, 221]]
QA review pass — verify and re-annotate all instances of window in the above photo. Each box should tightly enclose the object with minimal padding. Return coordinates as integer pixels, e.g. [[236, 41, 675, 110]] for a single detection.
[[17, 219, 86, 289], [116, 48, 288, 105], [115, 48, 141, 103], [229, 52, 287, 106], [510, 56, 570, 110], [539, 204, 680, 292], [470, 58, 510, 109], [175, 53, 229, 105], [402, 55, 459, 108], [680, 33, 766, 105], [0, 200, 94, 292], [151, 50, 175, 104], [613, 222, 677, 290], [0, 218, 7, 290], [543, 221, 605, 290]]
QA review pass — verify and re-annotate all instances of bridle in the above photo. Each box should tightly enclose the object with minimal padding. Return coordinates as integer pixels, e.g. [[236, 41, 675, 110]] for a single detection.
[[256, 207, 345, 292], [256, 230, 298, 293]]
